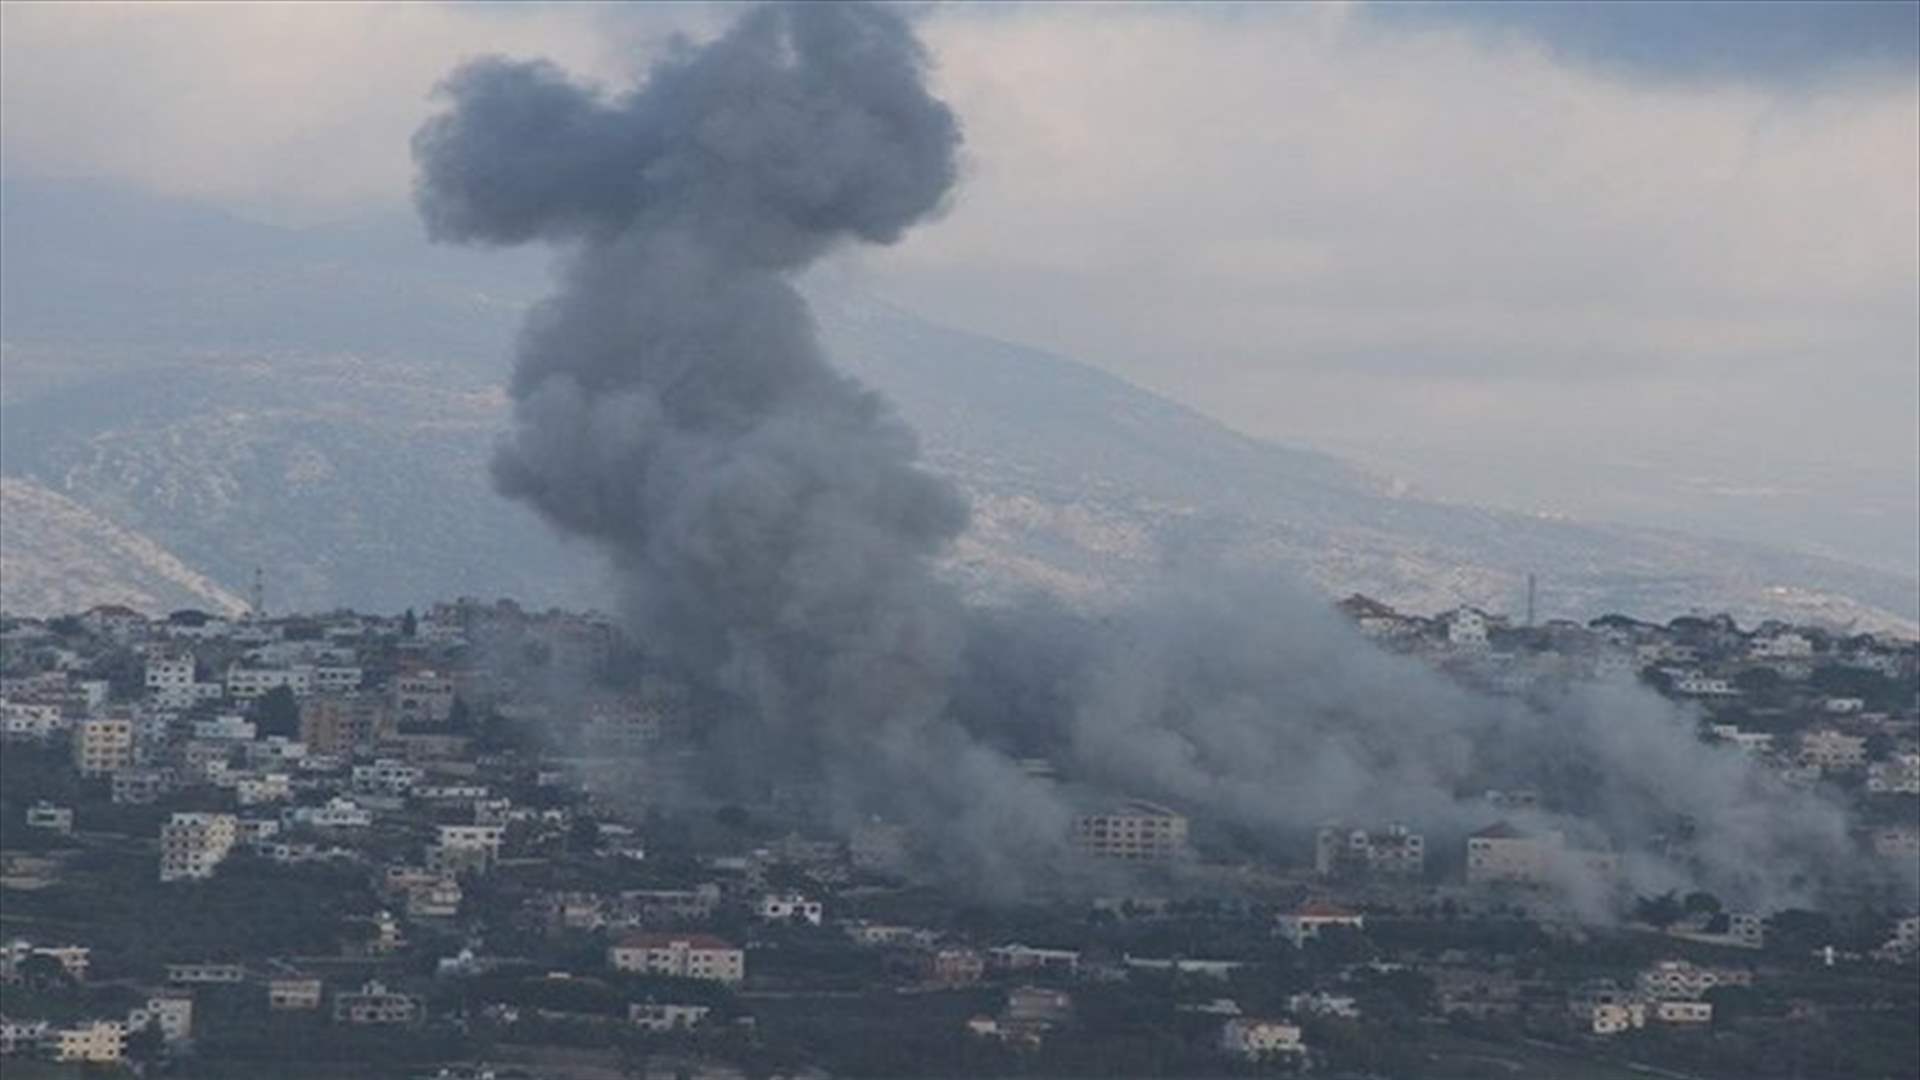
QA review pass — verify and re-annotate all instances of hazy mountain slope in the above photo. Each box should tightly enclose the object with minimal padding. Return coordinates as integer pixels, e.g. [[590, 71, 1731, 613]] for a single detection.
[[0, 476, 248, 617], [0, 350, 599, 615], [811, 289, 1919, 633], [1, 180, 1914, 632]]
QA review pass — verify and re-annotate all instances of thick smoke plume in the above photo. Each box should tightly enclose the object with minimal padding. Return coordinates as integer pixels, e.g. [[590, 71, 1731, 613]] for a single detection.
[[417, 1, 1881, 911], [415, 1, 1064, 881]]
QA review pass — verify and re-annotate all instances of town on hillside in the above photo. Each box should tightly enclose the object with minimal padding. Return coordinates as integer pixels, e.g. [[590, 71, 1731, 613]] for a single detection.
[[0, 596, 1915, 1079]]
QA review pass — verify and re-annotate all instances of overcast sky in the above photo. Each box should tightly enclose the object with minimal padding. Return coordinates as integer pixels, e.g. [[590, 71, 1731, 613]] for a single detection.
[[3, 1, 1916, 574]]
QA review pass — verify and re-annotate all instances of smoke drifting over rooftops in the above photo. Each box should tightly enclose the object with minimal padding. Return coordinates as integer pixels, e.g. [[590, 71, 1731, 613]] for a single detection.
[[415, 0, 1891, 910]]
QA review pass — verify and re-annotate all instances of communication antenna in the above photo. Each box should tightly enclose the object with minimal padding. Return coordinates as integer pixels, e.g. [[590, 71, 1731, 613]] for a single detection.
[[1525, 573, 1536, 628], [251, 566, 266, 620]]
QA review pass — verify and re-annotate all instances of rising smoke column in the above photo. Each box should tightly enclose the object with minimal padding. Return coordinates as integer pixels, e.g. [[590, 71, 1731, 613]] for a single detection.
[[413, 1, 1069, 877], [416, 1, 1882, 911]]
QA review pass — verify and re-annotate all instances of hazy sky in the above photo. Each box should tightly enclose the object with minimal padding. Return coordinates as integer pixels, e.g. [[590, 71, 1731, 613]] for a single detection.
[[3, 1, 1916, 574]]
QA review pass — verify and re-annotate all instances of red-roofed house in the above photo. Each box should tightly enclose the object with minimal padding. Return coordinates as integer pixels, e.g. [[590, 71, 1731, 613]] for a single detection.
[[608, 933, 744, 984]]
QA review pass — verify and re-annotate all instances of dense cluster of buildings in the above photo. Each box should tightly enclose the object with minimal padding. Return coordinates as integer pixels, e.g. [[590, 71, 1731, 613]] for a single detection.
[[0, 595, 1913, 1074]]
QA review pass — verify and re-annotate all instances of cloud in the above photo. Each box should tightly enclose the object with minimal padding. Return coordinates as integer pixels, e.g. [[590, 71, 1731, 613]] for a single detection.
[[2, 1, 1914, 569], [1362, 1, 1920, 85], [0, 2, 711, 222]]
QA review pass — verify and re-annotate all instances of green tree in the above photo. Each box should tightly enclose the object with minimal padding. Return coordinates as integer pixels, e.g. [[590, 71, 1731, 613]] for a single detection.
[[250, 685, 301, 739], [1682, 891, 1722, 919], [1634, 891, 1684, 929], [1767, 909, 1834, 956], [124, 1023, 165, 1066], [18, 952, 73, 991]]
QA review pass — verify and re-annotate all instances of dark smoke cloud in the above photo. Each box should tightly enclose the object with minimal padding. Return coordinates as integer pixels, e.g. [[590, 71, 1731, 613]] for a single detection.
[[416, 0, 1884, 911], [414, 1, 1064, 883]]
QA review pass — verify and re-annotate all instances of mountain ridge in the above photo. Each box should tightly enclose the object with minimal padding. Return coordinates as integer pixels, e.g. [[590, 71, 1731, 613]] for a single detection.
[[0, 180, 1913, 633]]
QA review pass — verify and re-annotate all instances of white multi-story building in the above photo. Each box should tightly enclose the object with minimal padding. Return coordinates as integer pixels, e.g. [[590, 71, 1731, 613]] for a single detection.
[[1070, 800, 1189, 861], [71, 717, 134, 776], [144, 654, 197, 708], [80, 604, 149, 641], [1870, 826, 1920, 860], [608, 934, 745, 984], [352, 759, 423, 796], [159, 812, 238, 882], [1589, 1002, 1646, 1035], [1868, 753, 1920, 795], [755, 892, 824, 925], [1218, 1017, 1305, 1059], [1, 940, 91, 982], [245, 736, 309, 771], [1444, 608, 1492, 651], [192, 716, 257, 742], [1, 698, 69, 741], [112, 768, 171, 805], [1748, 632, 1813, 659], [1315, 822, 1425, 877], [1800, 729, 1868, 772], [436, 824, 506, 857], [333, 980, 420, 1025], [126, 992, 194, 1044], [1466, 822, 1619, 887], [1637, 960, 1751, 1000], [1274, 902, 1365, 947], [234, 773, 293, 806], [392, 669, 456, 725], [407, 876, 464, 919], [987, 944, 1081, 975], [629, 1003, 711, 1031], [1709, 724, 1775, 755], [25, 801, 74, 834], [1673, 673, 1736, 696], [310, 665, 364, 694], [285, 797, 374, 830], [267, 976, 324, 1010], [0, 1019, 49, 1056], [42, 1021, 126, 1064], [224, 664, 313, 701], [1653, 1000, 1714, 1024]]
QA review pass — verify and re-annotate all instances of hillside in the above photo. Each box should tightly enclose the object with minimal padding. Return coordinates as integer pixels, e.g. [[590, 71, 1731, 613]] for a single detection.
[[0, 180, 1914, 632], [0, 476, 248, 617]]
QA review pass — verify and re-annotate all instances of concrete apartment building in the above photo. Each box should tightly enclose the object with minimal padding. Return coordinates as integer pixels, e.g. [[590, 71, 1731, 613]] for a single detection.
[[1070, 800, 1189, 861], [755, 892, 824, 925], [71, 717, 134, 777], [1637, 960, 1751, 1000], [143, 653, 198, 709], [43, 1021, 126, 1064], [1467, 822, 1620, 887], [1274, 902, 1366, 947], [608, 934, 745, 984], [225, 664, 313, 701], [1800, 729, 1869, 772], [299, 693, 391, 755], [1218, 1017, 1305, 1060], [1315, 822, 1425, 877], [267, 976, 324, 1011], [629, 1003, 711, 1031], [333, 980, 420, 1025], [392, 668, 456, 725], [159, 812, 238, 882]]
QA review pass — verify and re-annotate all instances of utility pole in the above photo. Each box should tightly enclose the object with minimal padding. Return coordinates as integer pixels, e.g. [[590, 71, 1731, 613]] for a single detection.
[[251, 566, 266, 620]]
